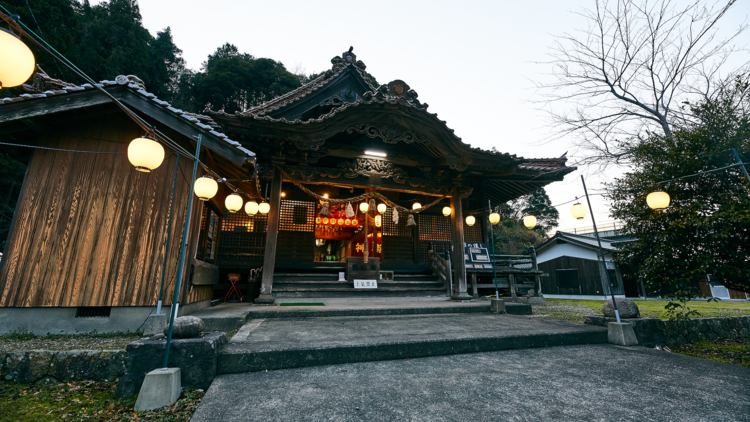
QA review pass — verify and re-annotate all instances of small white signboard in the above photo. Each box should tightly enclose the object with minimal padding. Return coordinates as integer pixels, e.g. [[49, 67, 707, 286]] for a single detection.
[[354, 279, 378, 289]]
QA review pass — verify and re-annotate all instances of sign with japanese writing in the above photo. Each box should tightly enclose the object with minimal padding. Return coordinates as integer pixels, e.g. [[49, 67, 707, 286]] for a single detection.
[[354, 279, 378, 289], [463, 242, 494, 271]]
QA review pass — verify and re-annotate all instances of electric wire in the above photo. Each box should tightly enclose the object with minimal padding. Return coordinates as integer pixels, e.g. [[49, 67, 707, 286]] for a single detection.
[[0, 7, 257, 200]]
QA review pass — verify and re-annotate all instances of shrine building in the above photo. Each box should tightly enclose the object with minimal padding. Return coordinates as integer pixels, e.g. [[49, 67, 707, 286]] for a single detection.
[[0, 47, 573, 333]]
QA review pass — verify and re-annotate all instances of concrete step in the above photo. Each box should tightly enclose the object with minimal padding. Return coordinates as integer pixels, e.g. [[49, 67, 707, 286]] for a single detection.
[[217, 313, 609, 374], [272, 290, 448, 299]]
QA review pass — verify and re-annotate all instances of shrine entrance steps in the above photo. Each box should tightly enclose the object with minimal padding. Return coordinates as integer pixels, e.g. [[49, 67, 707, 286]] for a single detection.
[[270, 268, 447, 299], [215, 310, 608, 375]]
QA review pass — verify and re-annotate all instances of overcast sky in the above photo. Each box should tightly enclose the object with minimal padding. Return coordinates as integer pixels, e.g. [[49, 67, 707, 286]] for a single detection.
[[95, 0, 750, 231]]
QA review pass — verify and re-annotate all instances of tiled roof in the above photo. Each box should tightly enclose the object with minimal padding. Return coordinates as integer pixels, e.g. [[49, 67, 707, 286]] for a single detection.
[[242, 47, 377, 118], [517, 157, 571, 172], [0, 71, 254, 158]]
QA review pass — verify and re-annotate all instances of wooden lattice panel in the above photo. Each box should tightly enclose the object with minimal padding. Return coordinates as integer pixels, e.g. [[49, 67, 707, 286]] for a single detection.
[[382, 209, 414, 236], [464, 220, 483, 243], [279, 199, 316, 232], [418, 214, 451, 241], [221, 209, 268, 233]]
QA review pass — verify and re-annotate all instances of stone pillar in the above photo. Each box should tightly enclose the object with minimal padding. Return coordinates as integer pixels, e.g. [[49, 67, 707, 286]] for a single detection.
[[450, 187, 471, 300], [256, 167, 283, 304]]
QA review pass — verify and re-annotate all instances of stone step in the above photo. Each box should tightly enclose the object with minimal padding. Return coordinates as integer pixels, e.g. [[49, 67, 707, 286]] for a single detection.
[[272, 287, 446, 292], [217, 313, 609, 374], [272, 291, 449, 298]]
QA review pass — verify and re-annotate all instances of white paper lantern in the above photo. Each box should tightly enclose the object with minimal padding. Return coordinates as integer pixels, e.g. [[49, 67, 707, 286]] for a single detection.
[[225, 193, 243, 213], [193, 176, 218, 201], [127, 137, 165, 172]]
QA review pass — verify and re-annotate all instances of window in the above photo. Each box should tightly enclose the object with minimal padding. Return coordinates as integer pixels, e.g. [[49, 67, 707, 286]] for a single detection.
[[556, 269, 580, 289]]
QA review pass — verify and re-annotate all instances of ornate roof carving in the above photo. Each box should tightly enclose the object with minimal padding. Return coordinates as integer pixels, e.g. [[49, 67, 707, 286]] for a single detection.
[[241, 46, 376, 118]]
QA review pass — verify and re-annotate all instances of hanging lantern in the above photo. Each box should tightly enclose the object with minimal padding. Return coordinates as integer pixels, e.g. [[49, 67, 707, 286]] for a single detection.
[[225, 193, 243, 213], [193, 176, 218, 201], [377, 203, 387, 214], [412, 202, 422, 210], [523, 215, 537, 229], [352, 218, 359, 226], [338, 218, 344, 225], [331, 218, 337, 226], [375, 215, 382, 228], [258, 202, 270, 214], [442, 206, 451, 217], [571, 202, 587, 220], [646, 191, 671, 211], [0, 28, 36, 89], [245, 201, 259, 216], [127, 137, 165, 172], [345, 218, 351, 226], [359, 202, 369, 213], [316, 217, 322, 224], [322, 217, 329, 225], [465, 215, 476, 226], [489, 212, 500, 225]]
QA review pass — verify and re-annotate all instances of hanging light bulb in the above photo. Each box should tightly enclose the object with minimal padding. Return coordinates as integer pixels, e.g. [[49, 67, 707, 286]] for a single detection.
[[375, 215, 382, 227], [442, 206, 451, 217], [245, 201, 259, 216], [127, 137, 165, 172], [489, 212, 501, 225], [523, 215, 537, 229], [571, 202, 587, 220], [225, 193, 243, 213], [646, 191, 671, 211], [359, 202, 369, 213], [465, 215, 476, 226], [412, 202, 422, 210], [193, 176, 218, 201], [377, 203, 387, 214], [0, 28, 36, 89], [258, 202, 271, 214]]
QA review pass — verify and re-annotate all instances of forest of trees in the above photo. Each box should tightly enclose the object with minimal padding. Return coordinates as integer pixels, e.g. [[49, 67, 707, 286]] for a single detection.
[[0, 0, 303, 113]]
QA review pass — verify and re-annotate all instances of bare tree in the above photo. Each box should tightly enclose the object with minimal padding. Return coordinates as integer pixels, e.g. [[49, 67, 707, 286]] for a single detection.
[[540, 0, 748, 169]]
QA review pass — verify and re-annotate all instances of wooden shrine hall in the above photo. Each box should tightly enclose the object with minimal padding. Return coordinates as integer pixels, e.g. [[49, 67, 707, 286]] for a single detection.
[[207, 47, 575, 303]]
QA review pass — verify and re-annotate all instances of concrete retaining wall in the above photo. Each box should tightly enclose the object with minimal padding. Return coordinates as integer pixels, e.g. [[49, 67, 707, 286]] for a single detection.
[[0, 350, 126, 384], [0, 300, 212, 335], [584, 315, 750, 347]]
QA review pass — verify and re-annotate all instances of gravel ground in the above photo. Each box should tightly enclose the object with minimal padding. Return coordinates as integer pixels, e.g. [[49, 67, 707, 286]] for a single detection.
[[0, 334, 144, 352]]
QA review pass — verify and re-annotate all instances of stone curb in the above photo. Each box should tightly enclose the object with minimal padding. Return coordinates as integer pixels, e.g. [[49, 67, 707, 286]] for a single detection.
[[584, 315, 750, 346], [0, 349, 125, 384]]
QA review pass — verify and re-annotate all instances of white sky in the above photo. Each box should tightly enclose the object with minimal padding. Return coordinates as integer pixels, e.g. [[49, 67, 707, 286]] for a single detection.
[[94, 0, 749, 231]]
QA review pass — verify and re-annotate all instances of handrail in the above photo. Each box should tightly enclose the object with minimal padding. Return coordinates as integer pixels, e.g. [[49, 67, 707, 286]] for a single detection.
[[428, 249, 452, 295]]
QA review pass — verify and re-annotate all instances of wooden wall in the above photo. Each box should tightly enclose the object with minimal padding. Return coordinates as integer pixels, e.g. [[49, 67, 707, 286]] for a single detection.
[[538, 256, 625, 296], [0, 114, 205, 307]]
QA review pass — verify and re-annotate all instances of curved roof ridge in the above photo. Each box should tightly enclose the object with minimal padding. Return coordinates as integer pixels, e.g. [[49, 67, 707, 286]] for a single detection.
[[242, 46, 376, 117]]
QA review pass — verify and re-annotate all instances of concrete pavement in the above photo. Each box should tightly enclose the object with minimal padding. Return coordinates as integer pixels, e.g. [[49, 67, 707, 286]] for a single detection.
[[217, 314, 607, 373], [193, 344, 750, 422]]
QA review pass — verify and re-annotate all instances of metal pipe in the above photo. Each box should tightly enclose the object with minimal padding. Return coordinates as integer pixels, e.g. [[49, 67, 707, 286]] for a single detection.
[[732, 148, 749, 187], [162, 135, 202, 369], [581, 175, 621, 323], [489, 200, 499, 299], [157, 152, 180, 315]]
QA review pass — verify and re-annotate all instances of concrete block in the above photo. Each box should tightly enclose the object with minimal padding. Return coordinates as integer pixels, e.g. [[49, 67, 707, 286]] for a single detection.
[[608, 322, 638, 346], [142, 313, 168, 336], [505, 303, 532, 315], [490, 299, 506, 314], [134, 368, 181, 411]]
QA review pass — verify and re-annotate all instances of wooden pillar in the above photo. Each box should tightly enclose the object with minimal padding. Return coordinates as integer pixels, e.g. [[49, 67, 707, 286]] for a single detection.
[[450, 187, 471, 300], [470, 273, 478, 298], [256, 167, 283, 304]]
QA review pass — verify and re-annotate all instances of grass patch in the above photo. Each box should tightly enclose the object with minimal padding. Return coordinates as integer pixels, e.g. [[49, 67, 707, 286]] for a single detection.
[[670, 338, 750, 368], [0, 380, 203, 421], [533, 299, 750, 323]]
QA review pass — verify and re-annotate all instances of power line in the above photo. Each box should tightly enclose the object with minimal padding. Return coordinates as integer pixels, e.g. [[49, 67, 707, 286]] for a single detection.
[[0, 141, 125, 154]]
